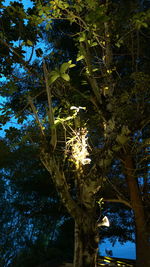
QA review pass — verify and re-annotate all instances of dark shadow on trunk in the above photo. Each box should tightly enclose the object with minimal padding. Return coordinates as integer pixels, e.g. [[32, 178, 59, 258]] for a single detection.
[[73, 215, 99, 267]]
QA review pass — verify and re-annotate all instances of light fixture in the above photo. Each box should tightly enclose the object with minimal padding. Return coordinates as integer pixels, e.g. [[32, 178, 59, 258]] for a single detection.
[[98, 216, 110, 227]]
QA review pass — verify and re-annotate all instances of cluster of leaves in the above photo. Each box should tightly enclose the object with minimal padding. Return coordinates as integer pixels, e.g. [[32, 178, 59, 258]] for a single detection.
[[0, 1, 40, 77], [0, 127, 74, 266]]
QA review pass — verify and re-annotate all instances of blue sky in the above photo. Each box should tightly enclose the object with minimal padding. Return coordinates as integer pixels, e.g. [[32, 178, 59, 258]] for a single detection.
[[0, 0, 137, 260], [2, 0, 33, 10], [100, 239, 136, 259]]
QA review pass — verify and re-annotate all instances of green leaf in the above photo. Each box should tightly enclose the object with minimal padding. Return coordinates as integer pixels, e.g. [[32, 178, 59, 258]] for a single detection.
[[61, 73, 70, 81], [90, 41, 98, 47], [92, 68, 98, 72], [54, 118, 63, 125], [50, 70, 59, 76], [81, 80, 88, 85], [39, 9, 44, 16], [27, 40, 33, 46], [79, 36, 85, 42], [141, 22, 148, 28], [76, 55, 84, 61], [60, 62, 70, 73], [79, 33, 86, 42], [64, 3, 69, 8], [116, 135, 128, 145], [121, 125, 130, 135], [49, 70, 60, 84], [69, 64, 76, 68]]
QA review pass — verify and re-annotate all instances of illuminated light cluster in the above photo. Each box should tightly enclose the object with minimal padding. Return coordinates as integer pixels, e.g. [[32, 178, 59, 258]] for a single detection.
[[73, 128, 91, 165], [66, 127, 91, 169], [65, 106, 91, 169]]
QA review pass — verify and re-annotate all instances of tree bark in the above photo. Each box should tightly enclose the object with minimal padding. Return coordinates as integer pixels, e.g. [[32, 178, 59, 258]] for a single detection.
[[41, 152, 100, 267], [124, 155, 150, 267], [73, 216, 99, 267]]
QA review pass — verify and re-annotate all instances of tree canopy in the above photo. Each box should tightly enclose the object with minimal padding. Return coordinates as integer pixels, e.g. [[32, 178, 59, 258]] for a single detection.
[[0, 1, 150, 266]]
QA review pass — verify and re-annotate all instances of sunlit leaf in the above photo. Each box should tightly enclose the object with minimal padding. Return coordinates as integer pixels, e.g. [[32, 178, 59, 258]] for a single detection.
[[27, 40, 33, 46], [61, 73, 70, 81], [49, 70, 60, 84], [60, 62, 70, 73], [76, 55, 84, 61]]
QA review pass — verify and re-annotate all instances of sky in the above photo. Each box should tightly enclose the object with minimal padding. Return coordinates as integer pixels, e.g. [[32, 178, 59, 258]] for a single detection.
[[0, 97, 20, 137], [2, 0, 33, 10], [0, 0, 137, 260], [100, 239, 136, 259], [0, 0, 42, 137]]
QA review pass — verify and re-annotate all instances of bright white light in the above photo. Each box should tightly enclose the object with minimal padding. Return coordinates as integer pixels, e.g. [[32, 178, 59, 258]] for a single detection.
[[98, 216, 110, 227], [66, 126, 91, 169], [81, 158, 91, 165], [70, 106, 86, 112]]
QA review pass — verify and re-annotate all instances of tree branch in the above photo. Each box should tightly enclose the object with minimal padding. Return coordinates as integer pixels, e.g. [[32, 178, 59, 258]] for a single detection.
[[40, 153, 83, 220], [43, 61, 57, 150], [81, 42, 102, 104], [0, 39, 39, 76], [103, 198, 132, 209], [28, 96, 45, 138]]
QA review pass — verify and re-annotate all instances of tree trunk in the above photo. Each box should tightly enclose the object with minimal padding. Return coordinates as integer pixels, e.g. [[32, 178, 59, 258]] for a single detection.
[[73, 216, 99, 267], [124, 155, 150, 267], [41, 153, 100, 267]]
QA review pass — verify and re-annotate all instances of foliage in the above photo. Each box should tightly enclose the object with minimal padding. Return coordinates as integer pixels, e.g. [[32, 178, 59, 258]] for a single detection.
[[0, 0, 150, 266]]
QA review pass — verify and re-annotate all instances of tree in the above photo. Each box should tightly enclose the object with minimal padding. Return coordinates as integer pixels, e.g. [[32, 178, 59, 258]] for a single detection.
[[0, 127, 68, 266], [0, 1, 150, 266], [0, 128, 136, 266]]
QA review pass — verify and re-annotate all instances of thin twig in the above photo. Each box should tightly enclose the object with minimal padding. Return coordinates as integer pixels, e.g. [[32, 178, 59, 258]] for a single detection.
[[28, 96, 45, 137]]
